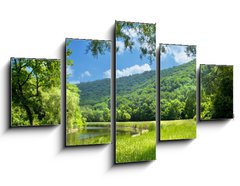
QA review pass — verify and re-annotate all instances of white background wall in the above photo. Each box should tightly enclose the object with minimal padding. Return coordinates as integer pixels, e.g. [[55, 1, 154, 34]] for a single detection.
[[0, 0, 239, 186]]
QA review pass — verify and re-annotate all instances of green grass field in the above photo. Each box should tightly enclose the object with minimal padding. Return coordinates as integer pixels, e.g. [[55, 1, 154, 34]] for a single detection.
[[116, 121, 156, 164], [160, 119, 196, 140]]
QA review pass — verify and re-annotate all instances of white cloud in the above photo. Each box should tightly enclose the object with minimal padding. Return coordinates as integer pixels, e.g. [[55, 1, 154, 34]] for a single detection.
[[104, 63, 151, 78], [122, 27, 138, 38], [166, 45, 195, 64], [103, 69, 111, 78], [81, 71, 91, 78], [67, 66, 73, 75], [116, 41, 125, 54], [117, 27, 139, 54]]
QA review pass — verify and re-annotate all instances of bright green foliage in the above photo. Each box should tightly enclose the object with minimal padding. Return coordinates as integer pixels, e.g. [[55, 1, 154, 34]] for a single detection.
[[200, 65, 233, 120], [11, 58, 61, 127], [160, 119, 196, 140], [66, 83, 85, 133], [41, 87, 61, 124], [160, 60, 196, 120]]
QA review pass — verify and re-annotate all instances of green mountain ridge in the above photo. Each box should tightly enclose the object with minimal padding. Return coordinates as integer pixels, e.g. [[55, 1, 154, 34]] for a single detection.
[[78, 60, 196, 121]]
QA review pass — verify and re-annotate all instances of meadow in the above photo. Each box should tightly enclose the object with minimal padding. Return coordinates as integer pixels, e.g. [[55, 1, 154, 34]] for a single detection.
[[116, 121, 156, 163], [160, 119, 196, 140]]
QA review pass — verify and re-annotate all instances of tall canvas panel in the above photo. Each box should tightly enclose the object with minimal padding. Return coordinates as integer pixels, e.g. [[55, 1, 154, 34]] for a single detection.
[[200, 64, 233, 120], [160, 44, 196, 140], [11, 58, 61, 127], [115, 21, 156, 163], [66, 39, 111, 146]]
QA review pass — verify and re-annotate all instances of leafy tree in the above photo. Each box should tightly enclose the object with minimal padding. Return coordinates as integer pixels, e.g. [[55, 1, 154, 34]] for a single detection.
[[66, 84, 85, 131], [66, 39, 86, 130], [200, 65, 233, 119], [86, 21, 156, 63], [11, 58, 61, 126], [85, 40, 111, 58]]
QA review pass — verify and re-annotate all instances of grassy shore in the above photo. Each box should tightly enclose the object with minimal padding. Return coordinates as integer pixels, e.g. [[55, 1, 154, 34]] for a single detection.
[[160, 119, 196, 140]]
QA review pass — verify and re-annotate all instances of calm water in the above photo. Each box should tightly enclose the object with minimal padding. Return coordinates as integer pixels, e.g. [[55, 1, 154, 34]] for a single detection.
[[67, 123, 111, 146], [116, 122, 154, 137]]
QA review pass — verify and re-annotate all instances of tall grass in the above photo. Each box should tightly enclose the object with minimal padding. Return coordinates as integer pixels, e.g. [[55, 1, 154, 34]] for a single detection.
[[116, 121, 156, 163], [160, 119, 196, 140]]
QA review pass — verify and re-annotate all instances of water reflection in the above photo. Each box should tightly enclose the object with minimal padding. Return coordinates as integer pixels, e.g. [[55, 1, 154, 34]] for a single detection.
[[66, 123, 111, 146]]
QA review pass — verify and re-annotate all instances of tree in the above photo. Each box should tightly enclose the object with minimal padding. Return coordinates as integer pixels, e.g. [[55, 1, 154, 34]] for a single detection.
[[66, 84, 85, 131], [200, 65, 233, 119], [86, 21, 156, 63], [11, 58, 61, 126], [66, 39, 86, 130]]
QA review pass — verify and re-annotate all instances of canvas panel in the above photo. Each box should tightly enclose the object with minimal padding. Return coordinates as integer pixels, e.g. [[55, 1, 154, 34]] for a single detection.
[[115, 21, 156, 163], [11, 58, 61, 127], [200, 64, 233, 120], [159, 44, 197, 140], [65, 38, 111, 146]]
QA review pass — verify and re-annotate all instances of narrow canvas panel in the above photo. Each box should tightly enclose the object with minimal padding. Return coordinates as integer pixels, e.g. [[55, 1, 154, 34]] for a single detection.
[[11, 58, 61, 127], [160, 44, 197, 140], [65, 38, 111, 146], [115, 21, 156, 163], [200, 64, 233, 120]]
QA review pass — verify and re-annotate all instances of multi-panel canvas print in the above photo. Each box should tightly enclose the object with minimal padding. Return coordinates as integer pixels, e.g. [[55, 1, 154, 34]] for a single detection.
[[11, 58, 61, 127], [200, 64, 233, 120], [65, 38, 111, 146], [115, 21, 156, 163], [160, 44, 196, 140]]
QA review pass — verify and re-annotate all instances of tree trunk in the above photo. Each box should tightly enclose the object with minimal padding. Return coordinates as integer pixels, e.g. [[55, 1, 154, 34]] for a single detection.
[[24, 105, 33, 126]]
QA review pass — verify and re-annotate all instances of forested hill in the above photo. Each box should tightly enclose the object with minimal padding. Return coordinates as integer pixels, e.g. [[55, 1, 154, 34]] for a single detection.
[[78, 70, 156, 106], [160, 60, 196, 120], [78, 60, 196, 121], [77, 78, 110, 106], [161, 60, 196, 78]]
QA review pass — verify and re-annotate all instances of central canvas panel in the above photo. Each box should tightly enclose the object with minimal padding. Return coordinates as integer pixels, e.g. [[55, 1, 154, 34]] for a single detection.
[[159, 44, 197, 140], [115, 21, 156, 163]]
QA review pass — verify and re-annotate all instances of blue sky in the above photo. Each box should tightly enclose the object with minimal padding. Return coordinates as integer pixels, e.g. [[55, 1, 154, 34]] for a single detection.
[[116, 27, 156, 78], [160, 44, 196, 70], [66, 39, 111, 84]]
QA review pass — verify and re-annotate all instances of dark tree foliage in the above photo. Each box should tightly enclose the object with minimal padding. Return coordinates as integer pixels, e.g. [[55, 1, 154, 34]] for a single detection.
[[86, 21, 156, 63], [200, 65, 233, 120], [11, 58, 61, 126], [85, 40, 111, 58], [185, 45, 196, 57]]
